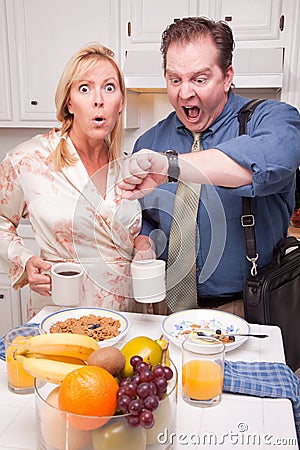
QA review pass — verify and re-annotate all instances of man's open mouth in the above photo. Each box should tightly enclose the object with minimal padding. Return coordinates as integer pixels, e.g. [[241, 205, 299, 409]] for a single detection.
[[183, 106, 200, 119]]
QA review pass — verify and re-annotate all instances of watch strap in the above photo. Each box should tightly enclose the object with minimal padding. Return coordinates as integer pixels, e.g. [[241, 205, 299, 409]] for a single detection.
[[162, 150, 180, 183]]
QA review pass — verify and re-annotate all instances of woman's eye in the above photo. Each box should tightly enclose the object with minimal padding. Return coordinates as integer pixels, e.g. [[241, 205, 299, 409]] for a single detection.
[[79, 84, 90, 93], [105, 83, 115, 93]]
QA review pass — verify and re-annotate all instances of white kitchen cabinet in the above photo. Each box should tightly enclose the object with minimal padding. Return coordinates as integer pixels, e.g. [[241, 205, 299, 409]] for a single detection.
[[17, 222, 41, 323], [1, 0, 120, 127], [121, 0, 199, 50], [0, 222, 41, 331], [210, 0, 285, 44], [121, 0, 288, 56], [121, 0, 295, 91], [0, 0, 12, 122], [0, 275, 21, 336]]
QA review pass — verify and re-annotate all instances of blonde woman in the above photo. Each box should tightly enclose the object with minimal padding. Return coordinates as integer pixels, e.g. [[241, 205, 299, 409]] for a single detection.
[[0, 43, 154, 319]]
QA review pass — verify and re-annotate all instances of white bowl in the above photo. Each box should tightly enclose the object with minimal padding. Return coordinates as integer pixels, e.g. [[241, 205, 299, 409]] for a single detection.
[[40, 307, 129, 347]]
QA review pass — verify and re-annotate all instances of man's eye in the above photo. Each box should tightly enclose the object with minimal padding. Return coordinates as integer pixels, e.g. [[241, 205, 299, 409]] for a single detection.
[[105, 83, 115, 92], [170, 78, 180, 85], [195, 77, 206, 84], [79, 85, 90, 93]]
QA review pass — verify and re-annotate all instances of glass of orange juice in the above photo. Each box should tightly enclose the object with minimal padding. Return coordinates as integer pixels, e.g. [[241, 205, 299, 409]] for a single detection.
[[182, 334, 225, 407], [4, 325, 44, 394]]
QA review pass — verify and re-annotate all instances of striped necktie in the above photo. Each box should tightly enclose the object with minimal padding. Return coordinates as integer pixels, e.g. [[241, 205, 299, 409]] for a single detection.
[[166, 133, 202, 312]]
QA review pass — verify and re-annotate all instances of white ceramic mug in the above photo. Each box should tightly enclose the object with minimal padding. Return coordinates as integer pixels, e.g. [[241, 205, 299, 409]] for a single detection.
[[50, 262, 84, 306], [131, 259, 166, 303]]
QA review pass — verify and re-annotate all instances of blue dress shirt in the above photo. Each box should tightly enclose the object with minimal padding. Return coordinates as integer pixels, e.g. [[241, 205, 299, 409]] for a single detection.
[[133, 91, 300, 297]]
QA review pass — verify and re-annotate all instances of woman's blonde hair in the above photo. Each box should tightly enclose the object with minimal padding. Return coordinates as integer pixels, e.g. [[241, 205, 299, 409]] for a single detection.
[[52, 43, 125, 170]]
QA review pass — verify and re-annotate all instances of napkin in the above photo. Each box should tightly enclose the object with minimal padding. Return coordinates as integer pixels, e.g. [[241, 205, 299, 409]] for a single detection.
[[0, 323, 40, 361], [224, 360, 300, 444]]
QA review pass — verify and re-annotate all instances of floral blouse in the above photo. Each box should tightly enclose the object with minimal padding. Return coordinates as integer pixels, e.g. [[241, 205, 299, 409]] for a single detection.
[[0, 129, 146, 317]]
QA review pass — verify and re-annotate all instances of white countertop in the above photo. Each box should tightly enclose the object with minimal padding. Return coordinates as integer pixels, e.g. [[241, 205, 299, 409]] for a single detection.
[[0, 307, 298, 450]]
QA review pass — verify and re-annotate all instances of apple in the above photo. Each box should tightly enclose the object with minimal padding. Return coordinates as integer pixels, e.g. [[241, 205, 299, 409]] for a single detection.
[[91, 417, 146, 450]]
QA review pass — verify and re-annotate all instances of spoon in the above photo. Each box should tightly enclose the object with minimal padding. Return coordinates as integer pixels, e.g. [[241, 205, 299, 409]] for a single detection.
[[196, 331, 269, 339], [220, 333, 268, 338]]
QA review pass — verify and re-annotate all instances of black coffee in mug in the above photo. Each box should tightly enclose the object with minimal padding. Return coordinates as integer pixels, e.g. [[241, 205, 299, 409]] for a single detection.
[[57, 271, 80, 276]]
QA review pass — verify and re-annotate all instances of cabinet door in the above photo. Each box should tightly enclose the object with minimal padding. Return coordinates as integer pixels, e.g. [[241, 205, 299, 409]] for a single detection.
[[0, 0, 12, 121], [122, 0, 198, 48], [8, 0, 119, 124], [0, 277, 21, 335], [215, 0, 283, 42]]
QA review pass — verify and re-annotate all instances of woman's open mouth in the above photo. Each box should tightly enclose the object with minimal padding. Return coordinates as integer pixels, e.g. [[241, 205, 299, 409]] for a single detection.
[[92, 117, 105, 126]]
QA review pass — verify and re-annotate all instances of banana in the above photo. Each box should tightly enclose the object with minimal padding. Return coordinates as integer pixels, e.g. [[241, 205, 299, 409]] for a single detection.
[[15, 354, 85, 384], [15, 332, 99, 361], [156, 335, 170, 366]]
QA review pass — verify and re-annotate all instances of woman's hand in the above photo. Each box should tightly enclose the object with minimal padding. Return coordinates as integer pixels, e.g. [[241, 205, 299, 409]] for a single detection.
[[25, 256, 52, 296], [133, 235, 156, 261]]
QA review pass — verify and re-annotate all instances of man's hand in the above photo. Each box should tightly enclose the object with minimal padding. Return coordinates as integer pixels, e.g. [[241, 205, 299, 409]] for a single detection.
[[25, 256, 52, 296], [119, 149, 168, 199]]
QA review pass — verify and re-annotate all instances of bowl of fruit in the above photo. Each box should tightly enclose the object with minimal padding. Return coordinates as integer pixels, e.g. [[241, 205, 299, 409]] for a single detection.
[[14, 332, 177, 450]]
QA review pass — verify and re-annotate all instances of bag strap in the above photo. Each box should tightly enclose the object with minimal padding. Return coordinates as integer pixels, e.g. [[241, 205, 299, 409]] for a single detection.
[[238, 99, 266, 276]]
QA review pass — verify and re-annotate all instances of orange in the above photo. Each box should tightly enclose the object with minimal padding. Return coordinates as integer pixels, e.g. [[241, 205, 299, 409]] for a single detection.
[[58, 365, 119, 430]]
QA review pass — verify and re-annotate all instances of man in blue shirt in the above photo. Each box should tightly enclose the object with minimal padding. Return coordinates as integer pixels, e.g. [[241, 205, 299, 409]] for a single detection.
[[121, 17, 300, 316]]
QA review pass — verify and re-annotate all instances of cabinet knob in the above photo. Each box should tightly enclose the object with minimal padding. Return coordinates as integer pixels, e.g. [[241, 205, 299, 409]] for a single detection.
[[30, 100, 38, 106], [0, 294, 4, 299], [224, 16, 233, 22]]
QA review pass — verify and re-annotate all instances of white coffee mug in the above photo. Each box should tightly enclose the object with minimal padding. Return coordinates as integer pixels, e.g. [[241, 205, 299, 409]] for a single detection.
[[131, 259, 166, 303], [50, 262, 84, 306]]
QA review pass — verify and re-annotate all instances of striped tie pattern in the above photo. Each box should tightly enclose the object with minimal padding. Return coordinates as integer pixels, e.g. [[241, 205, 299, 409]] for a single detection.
[[166, 133, 202, 312]]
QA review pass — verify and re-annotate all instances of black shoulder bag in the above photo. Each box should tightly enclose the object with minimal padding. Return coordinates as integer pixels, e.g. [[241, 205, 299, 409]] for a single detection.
[[239, 99, 300, 371]]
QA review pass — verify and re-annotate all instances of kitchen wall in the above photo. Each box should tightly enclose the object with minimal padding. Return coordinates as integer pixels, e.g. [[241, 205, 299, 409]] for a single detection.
[[0, 88, 281, 159]]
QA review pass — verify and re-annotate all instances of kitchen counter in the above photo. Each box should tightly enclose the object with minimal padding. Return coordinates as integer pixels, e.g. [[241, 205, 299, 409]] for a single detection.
[[0, 307, 298, 449]]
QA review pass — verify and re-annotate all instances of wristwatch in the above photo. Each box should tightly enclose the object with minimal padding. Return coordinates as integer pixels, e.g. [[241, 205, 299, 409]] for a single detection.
[[162, 150, 180, 183]]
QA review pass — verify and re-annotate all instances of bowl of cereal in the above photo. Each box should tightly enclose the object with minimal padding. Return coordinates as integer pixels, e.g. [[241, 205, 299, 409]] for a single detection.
[[40, 307, 129, 347]]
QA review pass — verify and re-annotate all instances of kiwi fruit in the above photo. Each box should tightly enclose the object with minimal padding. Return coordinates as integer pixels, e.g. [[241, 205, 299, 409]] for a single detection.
[[87, 347, 125, 377]]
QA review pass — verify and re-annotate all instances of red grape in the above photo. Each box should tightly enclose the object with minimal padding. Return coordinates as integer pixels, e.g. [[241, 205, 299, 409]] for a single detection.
[[123, 382, 137, 397], [140, 409, 155, 429], [116, 354, 174, 430], [127, 415, 140, 427], [139, 368, 154, 383], [117, 394, 131, 413], [144, 395, 159, 411], [136, 361, 150, 373], [136, 382, 152, 399], [130, 355, 143, 368], [164, 366, 174, 380], [152, 364, 165, 378], [129, 398, 144, 415]]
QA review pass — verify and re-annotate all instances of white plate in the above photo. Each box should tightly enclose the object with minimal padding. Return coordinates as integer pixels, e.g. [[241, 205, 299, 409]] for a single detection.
[[40, 307, 129, 347], [161, 309, 250, 352]]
